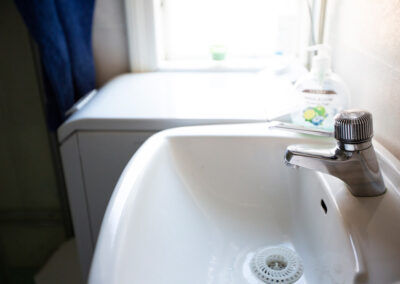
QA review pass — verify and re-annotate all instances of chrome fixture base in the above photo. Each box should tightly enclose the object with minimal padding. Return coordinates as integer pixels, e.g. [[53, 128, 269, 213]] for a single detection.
[[282, 109, 386, 197]]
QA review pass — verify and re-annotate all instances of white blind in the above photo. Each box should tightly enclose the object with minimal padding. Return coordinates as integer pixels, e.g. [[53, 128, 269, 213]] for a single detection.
[[156, 0, 301, 61]]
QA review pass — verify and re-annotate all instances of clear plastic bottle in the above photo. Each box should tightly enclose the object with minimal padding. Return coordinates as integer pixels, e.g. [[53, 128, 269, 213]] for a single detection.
[[291, 45, 350, 131]]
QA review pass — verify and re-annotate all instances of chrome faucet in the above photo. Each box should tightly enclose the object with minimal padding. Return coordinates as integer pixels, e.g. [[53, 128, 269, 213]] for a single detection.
[[280, 110, 386, 197]]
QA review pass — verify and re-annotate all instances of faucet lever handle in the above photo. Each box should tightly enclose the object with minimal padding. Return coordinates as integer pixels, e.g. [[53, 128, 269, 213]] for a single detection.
[[334, 109, 373, 144]]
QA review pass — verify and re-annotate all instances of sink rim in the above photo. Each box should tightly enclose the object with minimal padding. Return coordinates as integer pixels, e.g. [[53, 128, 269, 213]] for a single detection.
[[89, 122, 400, 284]]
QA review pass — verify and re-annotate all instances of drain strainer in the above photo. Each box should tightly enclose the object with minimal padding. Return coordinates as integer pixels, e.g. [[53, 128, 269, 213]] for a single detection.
[[250, 247, 303, 284]]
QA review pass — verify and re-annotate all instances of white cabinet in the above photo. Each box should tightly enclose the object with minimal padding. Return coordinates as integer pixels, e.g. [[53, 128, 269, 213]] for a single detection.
[[77, 131, 154, 239], [60, 131, 154, 278]]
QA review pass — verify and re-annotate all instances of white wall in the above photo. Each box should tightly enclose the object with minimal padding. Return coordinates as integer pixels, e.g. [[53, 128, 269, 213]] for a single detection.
[[92, 0, 130, 86], [325, 0, 400, 159]]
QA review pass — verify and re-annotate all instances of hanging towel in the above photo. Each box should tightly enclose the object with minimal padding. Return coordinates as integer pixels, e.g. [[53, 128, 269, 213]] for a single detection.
[[14, 0, 96, 129]]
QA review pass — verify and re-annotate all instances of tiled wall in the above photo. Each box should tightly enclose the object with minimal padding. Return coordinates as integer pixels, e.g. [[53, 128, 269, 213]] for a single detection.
[[325, 0, 400, 159], [0, 1, 68, 283]]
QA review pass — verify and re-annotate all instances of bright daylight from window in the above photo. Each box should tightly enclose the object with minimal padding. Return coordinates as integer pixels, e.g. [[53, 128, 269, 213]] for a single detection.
[[155, 0, 302, 69]]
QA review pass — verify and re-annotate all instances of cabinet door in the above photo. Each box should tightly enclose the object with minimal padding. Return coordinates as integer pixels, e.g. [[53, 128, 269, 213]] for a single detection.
[[77, 131, 154, 240]]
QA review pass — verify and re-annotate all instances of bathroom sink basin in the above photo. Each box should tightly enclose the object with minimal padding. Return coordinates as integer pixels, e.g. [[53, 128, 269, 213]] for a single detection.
[[89, 123, 400, 284]]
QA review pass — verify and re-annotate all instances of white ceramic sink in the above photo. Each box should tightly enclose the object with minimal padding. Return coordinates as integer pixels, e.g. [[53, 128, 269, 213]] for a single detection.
[[89, 123, 400, 284]]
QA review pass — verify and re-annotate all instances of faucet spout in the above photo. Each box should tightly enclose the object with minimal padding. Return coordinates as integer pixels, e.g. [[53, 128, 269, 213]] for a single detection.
[[285, 142, 386, 197], [285, 144, 346, 172]]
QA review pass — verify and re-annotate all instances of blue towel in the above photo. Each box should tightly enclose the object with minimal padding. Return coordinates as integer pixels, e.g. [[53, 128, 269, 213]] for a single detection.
[[15, 0, 96, 129]]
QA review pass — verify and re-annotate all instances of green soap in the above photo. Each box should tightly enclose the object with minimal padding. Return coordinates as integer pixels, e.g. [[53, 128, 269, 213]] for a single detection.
[[210, 45, 226, 61]]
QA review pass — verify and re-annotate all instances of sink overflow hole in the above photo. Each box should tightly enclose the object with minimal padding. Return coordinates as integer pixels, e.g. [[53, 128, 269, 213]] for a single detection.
[[321, 199, 328, 214]]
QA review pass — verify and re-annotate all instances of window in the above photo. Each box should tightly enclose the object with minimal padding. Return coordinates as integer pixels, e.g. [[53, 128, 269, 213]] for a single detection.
[[125, 0, 313, 72]]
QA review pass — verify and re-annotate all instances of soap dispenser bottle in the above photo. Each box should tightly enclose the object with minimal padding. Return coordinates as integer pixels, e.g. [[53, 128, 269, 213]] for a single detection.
[[291, 45, 350, 131]]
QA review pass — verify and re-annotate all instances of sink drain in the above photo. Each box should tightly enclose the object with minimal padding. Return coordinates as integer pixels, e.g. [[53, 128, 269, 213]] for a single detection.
[[250, 246, 303, 284]]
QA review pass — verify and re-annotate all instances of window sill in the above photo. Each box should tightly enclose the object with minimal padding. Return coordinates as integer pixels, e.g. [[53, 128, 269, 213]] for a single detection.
[[156, 55, 296, 73]]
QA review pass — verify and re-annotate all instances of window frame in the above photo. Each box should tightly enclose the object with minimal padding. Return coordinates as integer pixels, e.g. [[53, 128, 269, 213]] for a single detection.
[[124, 0, 325, 73], [125, 0, 159, 72]]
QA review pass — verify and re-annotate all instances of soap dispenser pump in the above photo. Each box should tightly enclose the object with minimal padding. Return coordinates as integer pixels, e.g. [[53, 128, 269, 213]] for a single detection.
[[291, 44, 350, 131]]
